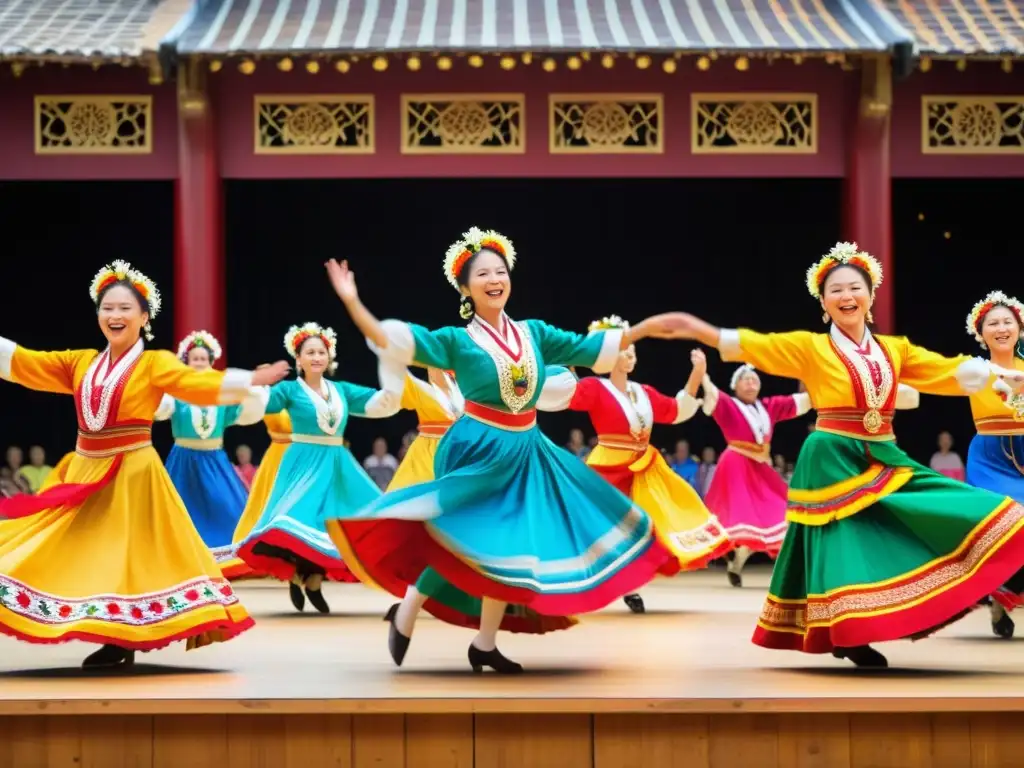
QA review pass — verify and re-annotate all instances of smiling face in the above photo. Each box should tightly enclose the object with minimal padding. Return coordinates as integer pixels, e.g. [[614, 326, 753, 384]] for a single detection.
[[297, 336, 330, 377], [980, 305, 1022, 356], [460, 249, 511, 316], [97, 284, 148, 348], [734, 372, 761, 404], [614, 343, 637, 375], [186, 346, 212, 371], [820, 265, 872, 336]]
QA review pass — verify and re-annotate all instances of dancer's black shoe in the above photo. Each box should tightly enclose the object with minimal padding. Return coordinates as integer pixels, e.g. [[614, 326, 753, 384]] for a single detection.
[[727, 571, 743, 588], [83, 644, 135, 669], [993, 611, 1015, 639], [305, 586, 330, 614], [832, 645, 888, 668], [289, 582, 305, 612], [387, 606, 411, 667], [623, 594, 645, 614], [468, 644, 524, 674]]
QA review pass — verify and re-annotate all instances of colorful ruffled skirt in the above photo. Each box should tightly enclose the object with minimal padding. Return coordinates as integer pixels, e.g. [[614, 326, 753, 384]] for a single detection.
[[328, 406, 677, 630], [236, 438, 372, 583], [218, 437, 290, 580], [703, 447, 788, 556], [586, 442, 731, 569], [0, 429, 252, 650], [754, 430, 1024, 653], [165, 444, 248, 556]]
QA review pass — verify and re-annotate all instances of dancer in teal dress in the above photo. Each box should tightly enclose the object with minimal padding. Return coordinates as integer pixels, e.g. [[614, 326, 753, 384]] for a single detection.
[[323, 227, 691, 673], [156, 330, 262, 562], [236, 322, 403, 613]]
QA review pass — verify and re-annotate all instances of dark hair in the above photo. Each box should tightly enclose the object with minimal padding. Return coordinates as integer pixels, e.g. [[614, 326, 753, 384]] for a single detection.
[[456, 247, 510, 320], [819, 263, 873, 295]]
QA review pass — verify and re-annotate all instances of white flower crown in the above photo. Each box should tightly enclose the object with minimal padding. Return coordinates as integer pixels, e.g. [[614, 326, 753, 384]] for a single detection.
[[177, 330, 222, 362], [443, 227, 517, 291]]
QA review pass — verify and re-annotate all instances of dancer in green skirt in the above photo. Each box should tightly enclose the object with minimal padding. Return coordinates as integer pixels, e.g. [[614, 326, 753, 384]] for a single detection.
[[671, 242, 1024, 668]]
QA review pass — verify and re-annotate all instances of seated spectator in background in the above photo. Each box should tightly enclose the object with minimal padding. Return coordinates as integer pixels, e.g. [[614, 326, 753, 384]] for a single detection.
[[363, 437, 398, 490], [234, 444, 258, 490], [566, 428, 589, 459], [18, 445, 53, 493], [0, 467, 23, 498], [4, 446, 30, 495], [697, 446, 718, 498], [670, 439, 699, 489], [773, 454, 787, 477], [397, 430, 417, 461], [930, 430, 965, 481]]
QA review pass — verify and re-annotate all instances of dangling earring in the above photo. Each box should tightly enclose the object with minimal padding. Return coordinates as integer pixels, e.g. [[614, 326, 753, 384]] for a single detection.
[[866, 310, 874, 324], [822, 312, 829, 324], [459, 295, 476, 320]]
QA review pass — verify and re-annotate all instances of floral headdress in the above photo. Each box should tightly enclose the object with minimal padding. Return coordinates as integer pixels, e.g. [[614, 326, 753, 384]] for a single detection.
[[284, 322, 338, 373], [966, 291, 1024, 347], [730, 364, 760, 390], [443, 227, 516, 291], [805, 242, 884, 300], [89, 260, 162, 341], [177, 330, 222, 363], [588, 315, 630, 333]]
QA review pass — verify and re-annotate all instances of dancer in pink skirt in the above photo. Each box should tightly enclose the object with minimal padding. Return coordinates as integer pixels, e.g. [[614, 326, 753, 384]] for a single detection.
[[700, 365, 811, 586]]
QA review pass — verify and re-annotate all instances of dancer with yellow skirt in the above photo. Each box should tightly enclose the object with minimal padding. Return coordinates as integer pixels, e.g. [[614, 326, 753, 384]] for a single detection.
[[671, 242, 1024, 668], [0, 261, 288, 668]]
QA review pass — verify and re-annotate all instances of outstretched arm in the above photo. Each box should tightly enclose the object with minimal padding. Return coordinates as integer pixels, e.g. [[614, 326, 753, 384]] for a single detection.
[[326, 259, 388, 350], [0, 338, 94, 395]]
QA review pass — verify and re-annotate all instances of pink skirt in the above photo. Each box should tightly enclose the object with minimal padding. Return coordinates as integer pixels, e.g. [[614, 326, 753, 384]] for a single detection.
[[703, 448, 788, 556]]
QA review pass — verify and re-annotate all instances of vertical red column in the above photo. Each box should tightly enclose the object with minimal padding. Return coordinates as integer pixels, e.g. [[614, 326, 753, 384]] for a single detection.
[[844, 56, 893, 334], [174, 60, 225, 365]]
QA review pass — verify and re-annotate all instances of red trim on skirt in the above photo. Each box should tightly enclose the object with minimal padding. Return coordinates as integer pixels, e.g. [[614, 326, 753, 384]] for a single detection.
[[237, 530, 357, 583]]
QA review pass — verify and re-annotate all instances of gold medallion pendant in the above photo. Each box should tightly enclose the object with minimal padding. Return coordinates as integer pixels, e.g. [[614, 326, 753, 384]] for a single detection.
[[862, 408, 883, 434]]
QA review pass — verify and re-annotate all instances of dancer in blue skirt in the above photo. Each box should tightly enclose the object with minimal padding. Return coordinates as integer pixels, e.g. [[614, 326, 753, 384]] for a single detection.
[[323, 227, 692, 674], [157, 330, 262, 561]]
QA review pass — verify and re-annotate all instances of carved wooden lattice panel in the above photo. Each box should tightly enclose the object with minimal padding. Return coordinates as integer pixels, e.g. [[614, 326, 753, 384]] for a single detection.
[[34, 95, 152, 154], [255, 95, 374, 154], [401, 94, 525, 154], [691, 94, 817, 154], [922, 96, 1024, 154], [549, 95, 663, 154]]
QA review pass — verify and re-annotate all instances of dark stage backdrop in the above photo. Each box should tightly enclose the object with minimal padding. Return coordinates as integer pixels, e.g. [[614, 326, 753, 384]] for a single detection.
[[1, 179, 1019, 471]]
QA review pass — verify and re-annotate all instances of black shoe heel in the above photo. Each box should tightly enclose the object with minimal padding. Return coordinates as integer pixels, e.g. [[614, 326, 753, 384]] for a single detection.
[[387, 607, 411, 667]]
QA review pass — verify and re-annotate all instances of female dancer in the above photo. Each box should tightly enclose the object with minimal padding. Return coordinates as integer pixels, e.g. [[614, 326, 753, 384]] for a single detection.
[[156, 330, 260, 560], [217, 410, 292, 581], [236, 322, 402, 613], [325, 226, 690, 673], [670, 242, 1024, 668], [387, 368, 463, 491], [541, 316, 730, 614], [0, 261, 287, 667], [962, 291, 1024, 639]]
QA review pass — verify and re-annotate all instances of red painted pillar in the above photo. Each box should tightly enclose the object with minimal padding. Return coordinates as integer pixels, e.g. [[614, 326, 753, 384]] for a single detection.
[[844, 57, 893, 334], [174, 60, 225, 365]]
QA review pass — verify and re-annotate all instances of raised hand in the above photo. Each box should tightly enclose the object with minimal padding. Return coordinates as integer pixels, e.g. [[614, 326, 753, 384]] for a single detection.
[[690, 348, 707, 372], [251, 361, 290, 387], [641, 312, 697, 339], [325, 259, 358, 304]]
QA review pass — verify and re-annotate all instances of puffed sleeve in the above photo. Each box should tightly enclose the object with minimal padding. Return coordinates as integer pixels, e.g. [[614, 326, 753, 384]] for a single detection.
[[718, 329, 814, 382], [642, 384, 700, 424], [526, 320, 623, 373], [149, 350, 254, 405], [1, 337, 95, 395]]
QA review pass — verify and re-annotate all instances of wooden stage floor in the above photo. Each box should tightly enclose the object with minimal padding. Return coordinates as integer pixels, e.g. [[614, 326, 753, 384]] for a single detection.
[[3, 566, 1024, 768]]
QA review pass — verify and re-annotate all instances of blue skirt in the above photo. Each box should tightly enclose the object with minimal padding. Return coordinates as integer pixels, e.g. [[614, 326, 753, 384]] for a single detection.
[[165, 445, 248, 553], [967, 434, 1024, 502], [236, 442, 379, 582]]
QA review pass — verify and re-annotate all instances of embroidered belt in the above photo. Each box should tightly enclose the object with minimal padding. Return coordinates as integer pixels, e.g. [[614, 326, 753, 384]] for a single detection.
[[175, 438, 224, 451], [597, 433, 649, 452], [267, 431, 292, 444], [76, 422, 152, 458], [417, 421, 451, 439], [292, 434, 346, 446], [727, 440, 772, 463], [815, 408, 895, 441], [974, 416, 1024, 436], [464, 401, 536, 431]]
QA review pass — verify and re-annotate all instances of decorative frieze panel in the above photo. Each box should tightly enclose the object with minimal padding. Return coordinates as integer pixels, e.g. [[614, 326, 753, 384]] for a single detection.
[[401, 94, 525, 154], [691, 94, 817, 154], [549, 95, 663, 153], [922, 96, 1024, 154], [34, 96, 152, 154], [255, 95, 374, 154]]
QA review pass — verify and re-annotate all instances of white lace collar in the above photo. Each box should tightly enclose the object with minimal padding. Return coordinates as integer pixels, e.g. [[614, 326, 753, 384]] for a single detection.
[[599, 378, 652, 438], [730, 396, 771, 445], [829, 323, 894, 411], [466, 313, 537, 413], [80, 339, 144, 432], [298, 376, 344, 435]]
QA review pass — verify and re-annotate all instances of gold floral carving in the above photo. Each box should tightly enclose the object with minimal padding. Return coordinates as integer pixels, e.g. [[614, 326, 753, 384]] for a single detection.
[[34, 96, 152, 154], [692, 93, 817, 154], [922, 96, 1024, 154], [401, 95, 524, 154], [255, 96, 374, 154], [549, 95, 663, 153]]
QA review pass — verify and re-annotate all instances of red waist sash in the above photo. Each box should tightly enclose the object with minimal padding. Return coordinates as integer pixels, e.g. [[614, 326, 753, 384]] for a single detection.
[[463, 401, 537, 431]]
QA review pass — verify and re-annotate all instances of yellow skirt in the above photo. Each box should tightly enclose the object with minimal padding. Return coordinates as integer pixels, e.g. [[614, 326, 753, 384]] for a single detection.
[[387, 435, 440, 491], [41, 452, 74, 488], [219, 439, 289, 580], [587, 445, 732, 570], [0, 447, 253, 649]]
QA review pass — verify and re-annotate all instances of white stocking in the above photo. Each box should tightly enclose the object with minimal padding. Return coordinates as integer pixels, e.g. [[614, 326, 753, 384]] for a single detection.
[[472, 597, 507, 652], [728, 546, 753, 575], [395, 585, 427, 637]]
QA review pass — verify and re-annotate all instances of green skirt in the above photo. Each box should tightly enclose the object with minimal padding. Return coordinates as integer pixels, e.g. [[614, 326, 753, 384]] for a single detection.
[[754, 430, 1024, 653]]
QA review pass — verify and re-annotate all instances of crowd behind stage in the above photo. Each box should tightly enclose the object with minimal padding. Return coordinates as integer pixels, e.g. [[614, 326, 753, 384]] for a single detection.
[[2, 425, 968, 500]]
